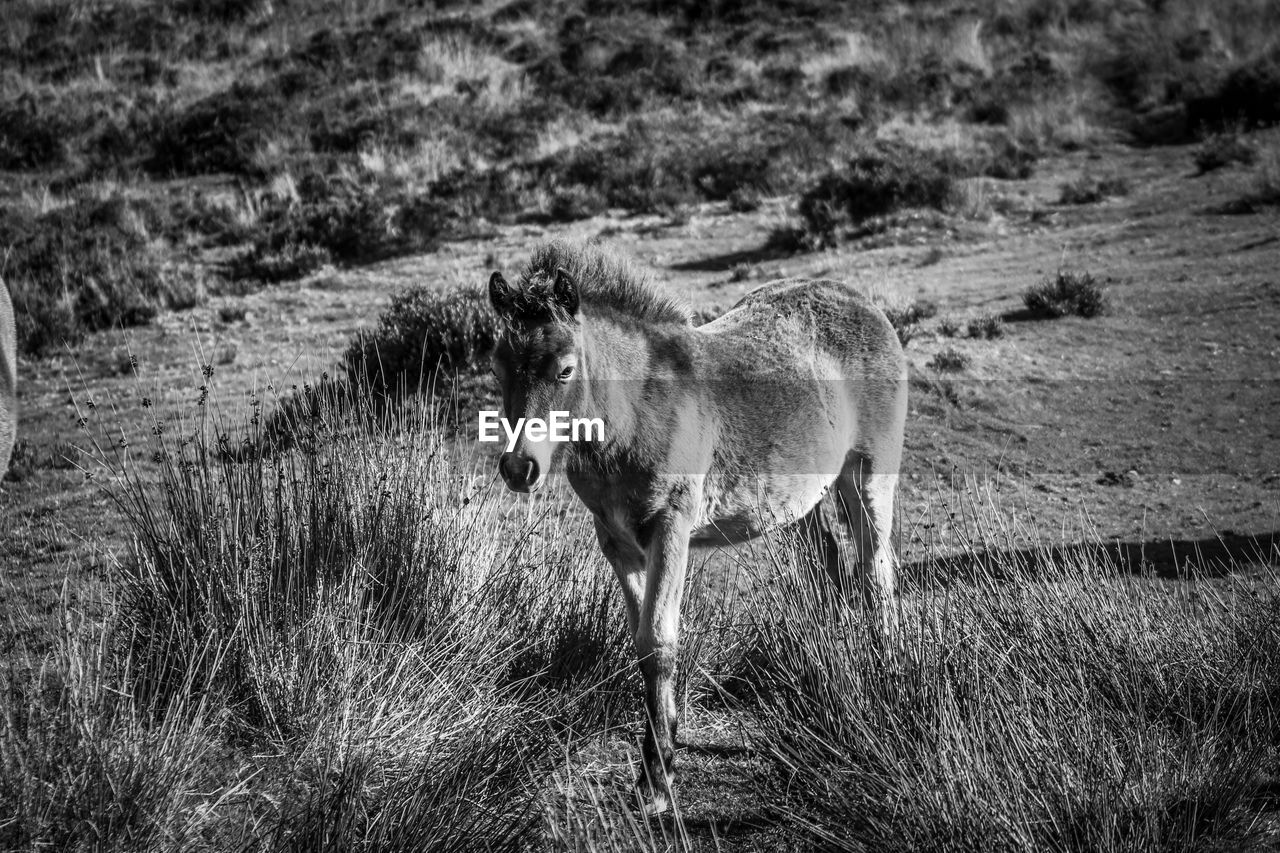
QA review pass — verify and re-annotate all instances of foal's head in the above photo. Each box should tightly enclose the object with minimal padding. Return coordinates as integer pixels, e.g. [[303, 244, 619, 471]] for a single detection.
[[487, 266, 584, 493]]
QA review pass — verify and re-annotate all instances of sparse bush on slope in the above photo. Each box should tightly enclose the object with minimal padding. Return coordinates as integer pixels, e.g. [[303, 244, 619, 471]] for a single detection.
[[343, 285, 497, 394], [1, 196, 202, 355], [1024, 269, 1106, 318], [786, 138, 1037, 249], [231, 174, 451, 283], [1186, 49, 1280, 134], [799, 144, 962, 238]]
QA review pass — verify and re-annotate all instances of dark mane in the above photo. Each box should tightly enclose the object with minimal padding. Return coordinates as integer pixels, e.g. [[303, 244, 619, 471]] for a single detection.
[[519, 240, 692, 325]]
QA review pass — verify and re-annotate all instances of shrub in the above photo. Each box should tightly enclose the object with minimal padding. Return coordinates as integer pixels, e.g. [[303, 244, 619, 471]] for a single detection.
[[1, 197, 201, 356], [545, 184, 610, 222], [787, 137, 1035, 248], [533, 112, 851, 221], [1024, 269, 1106, 318], [1219, 142, 1280, 213], [0, 97, 70, 169], [1186, 50, 1280, 134], [1058, 175, 1130, 204], [765, 223, 834, 254], [919, 247, 945, 267], [873, 300, 930, 347], [344, 285, 497, 394], [1194, 132, 1258, 174], [535, 18, 702, 117], [727, 186, 761, 212], [798, 144, 960, 243], [968, 133, 1039, 180], [965, 313, 1004, 339], [882, 299, 937, 327], [879, 300, 936, 347], [231, 242, 332, 284], [146, 82, 291, 177], [938, 317, 962, 337], [927, 347, 969, 371], [236, 176, 448, 281]]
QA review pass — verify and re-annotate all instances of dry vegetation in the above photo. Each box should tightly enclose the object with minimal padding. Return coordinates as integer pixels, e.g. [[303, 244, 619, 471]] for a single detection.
[[4, 0, 1280, 849], [3, 0, 1279, 354], [3, 379, 1277, 850]]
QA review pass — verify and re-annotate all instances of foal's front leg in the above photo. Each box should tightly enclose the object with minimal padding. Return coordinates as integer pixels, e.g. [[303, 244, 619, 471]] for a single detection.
[[634, 509, 694, 815]]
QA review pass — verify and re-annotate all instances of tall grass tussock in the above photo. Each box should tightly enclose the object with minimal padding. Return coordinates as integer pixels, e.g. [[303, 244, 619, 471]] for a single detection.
[[742, 539, 1279, 851]]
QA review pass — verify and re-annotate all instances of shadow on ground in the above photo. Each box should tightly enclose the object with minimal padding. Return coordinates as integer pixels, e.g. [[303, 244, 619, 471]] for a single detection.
[[902, 530, 1279, 590]]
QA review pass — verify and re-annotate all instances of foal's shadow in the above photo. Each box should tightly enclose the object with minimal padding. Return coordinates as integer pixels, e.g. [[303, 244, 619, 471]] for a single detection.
[[901, 530, 1279, 591]]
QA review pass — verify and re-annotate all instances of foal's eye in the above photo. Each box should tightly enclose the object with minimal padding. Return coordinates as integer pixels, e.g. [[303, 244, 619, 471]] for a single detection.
[[558, 365, 575, 381]]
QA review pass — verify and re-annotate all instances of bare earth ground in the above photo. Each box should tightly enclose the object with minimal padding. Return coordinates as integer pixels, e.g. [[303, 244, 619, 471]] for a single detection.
[[2, 134, 1279, 841]]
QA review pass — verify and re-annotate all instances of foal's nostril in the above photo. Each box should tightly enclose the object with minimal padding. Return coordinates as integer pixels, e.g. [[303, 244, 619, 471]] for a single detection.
[[498, 453, 540, 491]]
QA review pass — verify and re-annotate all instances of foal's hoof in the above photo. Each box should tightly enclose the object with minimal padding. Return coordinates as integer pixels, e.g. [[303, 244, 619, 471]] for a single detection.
[[634, 771, 674, 816], [637, 788, 671, 817]]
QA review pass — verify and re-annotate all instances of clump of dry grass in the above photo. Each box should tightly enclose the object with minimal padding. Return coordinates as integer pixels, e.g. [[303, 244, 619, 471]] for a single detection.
[[965, 313, 1003, 339], [0, 615, 236, 851], [927, 347, 970, 372], [738, 504, 1280, 852], [22, 375, 666, 849]]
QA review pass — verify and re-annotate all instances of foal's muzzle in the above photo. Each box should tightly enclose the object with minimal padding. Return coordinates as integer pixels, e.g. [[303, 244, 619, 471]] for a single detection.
[[498, 452, 541, 493]]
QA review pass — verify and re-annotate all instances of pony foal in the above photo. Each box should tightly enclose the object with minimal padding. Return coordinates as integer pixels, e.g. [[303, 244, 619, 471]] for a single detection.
[[487, 242, 907, 815]]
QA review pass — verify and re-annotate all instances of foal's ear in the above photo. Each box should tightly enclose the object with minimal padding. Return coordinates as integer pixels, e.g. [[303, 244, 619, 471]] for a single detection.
[[553, 267, 579, 316], [488, 271, 515, 316]]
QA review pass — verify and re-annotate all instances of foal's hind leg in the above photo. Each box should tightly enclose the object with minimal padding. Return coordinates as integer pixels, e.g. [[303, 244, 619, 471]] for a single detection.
[[796, 497, 842, 582], [835, 452, 900, 640]]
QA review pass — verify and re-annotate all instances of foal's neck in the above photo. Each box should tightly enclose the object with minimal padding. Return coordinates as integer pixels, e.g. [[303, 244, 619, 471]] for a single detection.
[[576, 308, 682, 456]]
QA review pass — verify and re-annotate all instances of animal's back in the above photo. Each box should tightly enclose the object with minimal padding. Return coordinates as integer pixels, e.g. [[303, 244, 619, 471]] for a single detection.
[[679, 277, 907, 543], [0, 277, 15, 473], [699, 278, 906, 381]]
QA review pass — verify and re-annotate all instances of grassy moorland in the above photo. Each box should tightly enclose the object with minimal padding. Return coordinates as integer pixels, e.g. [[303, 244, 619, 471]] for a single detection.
[[0, 385, 1276, 850], [3, 0, 1279, 353], [3, 0, 1280, 850]]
